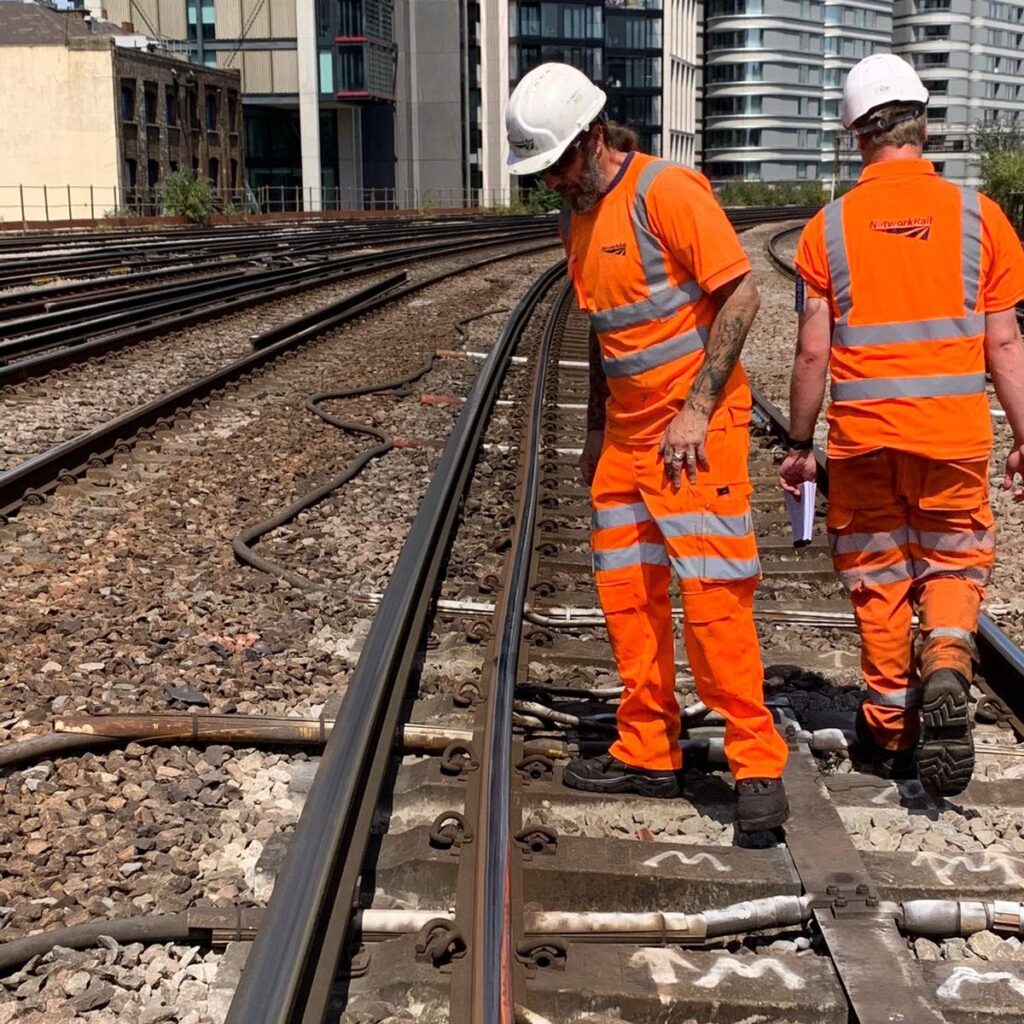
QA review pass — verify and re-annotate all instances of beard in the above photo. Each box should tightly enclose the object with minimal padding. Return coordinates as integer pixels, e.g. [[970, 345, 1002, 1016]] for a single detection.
[[564, 145, 603, 213]]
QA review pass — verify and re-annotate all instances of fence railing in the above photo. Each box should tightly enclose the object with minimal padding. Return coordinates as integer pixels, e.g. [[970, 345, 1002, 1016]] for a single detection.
[[0, 184, 531, 223]]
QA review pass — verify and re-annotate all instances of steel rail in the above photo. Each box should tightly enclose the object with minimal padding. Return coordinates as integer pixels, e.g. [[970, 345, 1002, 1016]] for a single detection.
[[761, 229, 1024, 730], [0, 239, 561, 519], [223, 260, 566, 1024], [0, 224, 554, 357], [0, 230, 556, 387]]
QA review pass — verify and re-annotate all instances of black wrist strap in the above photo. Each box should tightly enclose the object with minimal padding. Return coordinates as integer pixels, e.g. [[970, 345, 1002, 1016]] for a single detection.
[[785, 434, 814, 451]]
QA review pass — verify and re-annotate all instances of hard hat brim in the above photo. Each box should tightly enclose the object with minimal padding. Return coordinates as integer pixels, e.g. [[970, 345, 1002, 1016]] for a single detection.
[[506, 145, 568, 176]]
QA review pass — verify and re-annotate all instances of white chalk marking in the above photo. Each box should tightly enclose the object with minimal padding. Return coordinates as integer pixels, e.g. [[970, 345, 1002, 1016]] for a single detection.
[[693, 958, 806, 991], [937, 966, 1024, 1000], [642, 850, 731, 872]]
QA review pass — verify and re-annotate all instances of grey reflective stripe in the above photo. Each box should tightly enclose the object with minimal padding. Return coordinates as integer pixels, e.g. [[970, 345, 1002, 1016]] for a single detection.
[[559, 205, 571, 244], [838, 561, 913, 588], [593, 542, 669, 572], [927, 626, 975, 643], [589, 159, 705, 334], [832, 312, 985, 348], [824, 199, 851, 318], [592, 502, 652, 530], [633, 159, 674, 297], [658, 510, 754, 538], [601, 326, 708, 378], [671, 555, 761, 581], [913, 528, 995, 553], [830, 527, 909, 556], [913, 561, 992, 585], [590, 280, 704, 334], [865, 687, 922, 709], [960, 187, 982, 313], [831, 373, 986, 402]]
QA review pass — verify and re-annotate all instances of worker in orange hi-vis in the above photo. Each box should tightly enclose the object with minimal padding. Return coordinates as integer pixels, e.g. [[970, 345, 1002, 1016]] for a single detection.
[[781, 54, 1024, 797], [505, 63, 789, 832]]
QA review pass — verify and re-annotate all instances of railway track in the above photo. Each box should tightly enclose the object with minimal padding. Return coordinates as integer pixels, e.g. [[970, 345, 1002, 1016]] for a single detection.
[[6, 209, 1022, 1023]]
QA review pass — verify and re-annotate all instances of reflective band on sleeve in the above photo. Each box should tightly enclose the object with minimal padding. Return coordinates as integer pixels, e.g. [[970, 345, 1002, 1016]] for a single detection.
[[824, 200, 851, 317], [829, 526, 910, 556], [601, 326, 708, 378], [960, 187, 982, 313], [912, 528, 995, 553], [838, 561, 913, 588], [591, 502, 653, 530], [670, 555, 761, 581], [657, 510, 754, 538], [593, 542, 669, 572], [831, 373, 987, 402], [590, 280, 704, 333], [865, 686, 922, 709], [832, 312, 985, 348]]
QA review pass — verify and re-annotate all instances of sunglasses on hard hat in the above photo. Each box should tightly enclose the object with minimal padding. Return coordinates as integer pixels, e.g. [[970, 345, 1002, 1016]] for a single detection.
[[546, 132, 587, 176]]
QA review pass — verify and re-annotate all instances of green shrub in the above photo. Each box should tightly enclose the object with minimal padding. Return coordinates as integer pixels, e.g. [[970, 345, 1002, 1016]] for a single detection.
[[975, 123, 1024, 227], [715, 180, 829, 207], [158, 171, 214, 223]]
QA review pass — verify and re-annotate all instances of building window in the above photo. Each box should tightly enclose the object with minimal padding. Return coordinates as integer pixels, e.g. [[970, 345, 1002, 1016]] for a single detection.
[[706, 0, 761, 13], [120, 80, 136, 121], [208, 157, 220, 185], [914, 24, 950, 40], [319, 49, 334, 92], [187, 0, 216, 41], [227, 92, 238, 130], [606, 55, 660, 87], [339, 46, 365, 91], [205, 91, 219, 130], [166, 90, 178, 127], [707, 61, 761, 83], [708, 29, 762, 49], [605, 12, 660, 48]]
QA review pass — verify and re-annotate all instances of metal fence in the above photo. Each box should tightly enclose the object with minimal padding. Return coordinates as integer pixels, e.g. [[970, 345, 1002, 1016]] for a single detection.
[[0, 184, 528, 223]]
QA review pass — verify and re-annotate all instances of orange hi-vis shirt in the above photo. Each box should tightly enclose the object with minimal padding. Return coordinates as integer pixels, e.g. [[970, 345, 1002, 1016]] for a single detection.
[[561, 152, 753, 448], [795, 159, 1024, 460]]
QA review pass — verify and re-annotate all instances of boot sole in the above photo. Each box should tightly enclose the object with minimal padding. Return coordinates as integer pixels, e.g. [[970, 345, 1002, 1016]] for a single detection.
[[736, 799, 790, 833], [562, 767, 680, 799], [919, 673, 974, 797]]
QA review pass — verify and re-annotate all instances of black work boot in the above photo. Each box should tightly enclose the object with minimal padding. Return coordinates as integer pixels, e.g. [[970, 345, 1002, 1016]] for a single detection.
[[735, 778, 789, 832], [918, 667, 974, 797], [854, 705, 917, 781], [563, 753, 680, 798]]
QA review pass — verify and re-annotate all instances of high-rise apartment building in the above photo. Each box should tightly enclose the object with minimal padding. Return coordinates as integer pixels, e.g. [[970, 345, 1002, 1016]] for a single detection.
[[703, 0, 1024, 187], [702, 0, 825, 183]]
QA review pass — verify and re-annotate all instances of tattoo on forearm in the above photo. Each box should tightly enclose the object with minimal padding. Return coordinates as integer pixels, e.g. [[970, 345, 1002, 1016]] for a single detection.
[[587, 328, 610, 432], [688, 311, 751, 417]]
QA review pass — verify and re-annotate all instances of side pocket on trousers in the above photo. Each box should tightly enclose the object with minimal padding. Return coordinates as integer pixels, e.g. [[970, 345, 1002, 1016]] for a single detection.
[[918, 458, 990, 511]]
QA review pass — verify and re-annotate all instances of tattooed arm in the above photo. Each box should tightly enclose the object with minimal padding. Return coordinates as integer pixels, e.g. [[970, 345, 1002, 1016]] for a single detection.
[[659, 271, 761, 486], [580, 327, 609, 484]]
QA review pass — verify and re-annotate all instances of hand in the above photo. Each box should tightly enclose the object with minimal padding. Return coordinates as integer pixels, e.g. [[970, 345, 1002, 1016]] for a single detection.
[[1005, 443, 1024, 503], [579, 428, 604, 485], [779, 450, 817, 497], [659, 406, 710, 487]]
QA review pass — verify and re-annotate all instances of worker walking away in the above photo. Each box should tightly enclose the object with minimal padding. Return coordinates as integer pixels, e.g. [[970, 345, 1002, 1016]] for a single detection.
[[506, 63, 789, 831], [781, 54, 1024, 796]]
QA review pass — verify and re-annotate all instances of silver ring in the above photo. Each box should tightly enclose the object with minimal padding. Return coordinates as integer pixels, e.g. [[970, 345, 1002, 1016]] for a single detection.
[[670, 450, 685, 464]]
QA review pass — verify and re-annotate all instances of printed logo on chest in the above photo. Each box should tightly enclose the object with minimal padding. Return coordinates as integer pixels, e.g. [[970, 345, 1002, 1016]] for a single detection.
[[869, 217, 933, 241], [601, 242, 627, 256]]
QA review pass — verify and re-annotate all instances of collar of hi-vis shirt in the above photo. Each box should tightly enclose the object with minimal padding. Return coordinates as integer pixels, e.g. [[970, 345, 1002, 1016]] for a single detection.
[[597, 150, 635, 201], [858, 157, 936, 184]]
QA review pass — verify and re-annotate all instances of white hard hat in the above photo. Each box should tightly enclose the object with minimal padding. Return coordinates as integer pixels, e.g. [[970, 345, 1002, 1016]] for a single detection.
[[841, 54, 928, 130], [506, 63, 607, 176]]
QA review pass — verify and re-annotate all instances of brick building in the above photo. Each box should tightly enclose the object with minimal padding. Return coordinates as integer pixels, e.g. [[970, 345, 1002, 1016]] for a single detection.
[[0, 3, 244, 218]]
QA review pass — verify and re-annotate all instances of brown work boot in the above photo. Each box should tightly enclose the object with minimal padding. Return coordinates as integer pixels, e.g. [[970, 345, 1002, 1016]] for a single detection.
[[918, 668, 974, 797]]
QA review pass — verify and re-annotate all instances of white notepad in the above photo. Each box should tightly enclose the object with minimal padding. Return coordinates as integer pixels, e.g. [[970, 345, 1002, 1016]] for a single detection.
[[783, 481, 816, 547]]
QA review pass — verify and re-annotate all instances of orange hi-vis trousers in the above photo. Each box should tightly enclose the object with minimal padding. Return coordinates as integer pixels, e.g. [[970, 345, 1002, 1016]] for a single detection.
[[590, 436, 788, 780], [828, 450, 995, 751]]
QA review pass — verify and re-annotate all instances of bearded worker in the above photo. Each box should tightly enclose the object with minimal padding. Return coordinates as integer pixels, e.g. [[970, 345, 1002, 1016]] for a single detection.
[[781, 54, 1024, 796], [505, 63, 789, 831]]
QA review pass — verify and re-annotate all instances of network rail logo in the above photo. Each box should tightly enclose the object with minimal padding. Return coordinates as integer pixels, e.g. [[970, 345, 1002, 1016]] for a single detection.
[[869, 217, 933, 241]]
